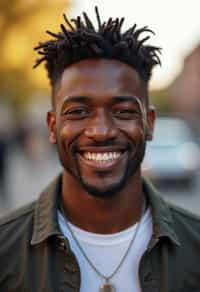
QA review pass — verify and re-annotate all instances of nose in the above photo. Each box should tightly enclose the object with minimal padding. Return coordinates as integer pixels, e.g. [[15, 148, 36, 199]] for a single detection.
[[84, 109, 118, 141]]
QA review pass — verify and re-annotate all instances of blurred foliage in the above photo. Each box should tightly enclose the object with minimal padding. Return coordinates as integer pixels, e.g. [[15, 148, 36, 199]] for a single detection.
[[0, 0, 71, 108]]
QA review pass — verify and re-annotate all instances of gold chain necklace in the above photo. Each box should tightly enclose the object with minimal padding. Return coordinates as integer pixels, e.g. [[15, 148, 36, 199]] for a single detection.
[[62, 200, 145, 292]]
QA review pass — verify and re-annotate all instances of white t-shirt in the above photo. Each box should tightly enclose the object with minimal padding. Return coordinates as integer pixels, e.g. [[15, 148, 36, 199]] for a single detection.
[[58, 207, 153, 292]]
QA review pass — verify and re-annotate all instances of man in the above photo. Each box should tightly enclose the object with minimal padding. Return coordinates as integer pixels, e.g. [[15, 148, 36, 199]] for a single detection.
[[0, 7, 200, 292]]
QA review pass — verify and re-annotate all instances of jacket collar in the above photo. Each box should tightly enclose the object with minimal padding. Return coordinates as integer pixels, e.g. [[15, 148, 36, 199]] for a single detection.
[[143, 179, 180, 249], [31, 175, 62, 245], [31, 175, 180, 247]]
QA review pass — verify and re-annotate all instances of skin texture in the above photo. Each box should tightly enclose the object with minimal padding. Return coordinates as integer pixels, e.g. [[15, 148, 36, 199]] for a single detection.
[[47, 59, 155, 233]]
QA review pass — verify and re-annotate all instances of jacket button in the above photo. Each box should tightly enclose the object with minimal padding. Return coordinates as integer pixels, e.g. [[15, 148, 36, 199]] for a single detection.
[[57, 239, 66, 250], [59, 241, 65, 247]]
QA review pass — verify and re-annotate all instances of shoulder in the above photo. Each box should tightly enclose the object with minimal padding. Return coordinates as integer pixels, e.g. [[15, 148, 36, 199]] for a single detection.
[[0, 201, 35, 226], [168, 201, 200, 224], [144, 178, 200, 228], [0, 201, 36, 246], [144, 178, 200, 244], [167, 201, 200, 241], [0, 201, 38, 281], [0, 202, 38, 288]]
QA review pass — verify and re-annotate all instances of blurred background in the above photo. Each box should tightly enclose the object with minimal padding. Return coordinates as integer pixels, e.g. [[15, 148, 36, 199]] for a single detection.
[[0, 0, 200, 216]]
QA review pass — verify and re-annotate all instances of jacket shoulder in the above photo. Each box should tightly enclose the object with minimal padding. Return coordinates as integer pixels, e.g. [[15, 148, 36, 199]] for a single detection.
[[0, 200, 37, 270], [167, 201, 200, 242], [0, 201, 36, 228], [168, 202, 200, 223]]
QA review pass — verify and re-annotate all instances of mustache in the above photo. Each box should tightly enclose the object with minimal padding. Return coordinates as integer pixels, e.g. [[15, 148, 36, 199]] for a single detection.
[[71, 140, 134, 153]]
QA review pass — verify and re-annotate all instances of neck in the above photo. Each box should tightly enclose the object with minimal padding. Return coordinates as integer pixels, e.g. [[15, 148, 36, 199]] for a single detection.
[[61, 171, 145, 234]]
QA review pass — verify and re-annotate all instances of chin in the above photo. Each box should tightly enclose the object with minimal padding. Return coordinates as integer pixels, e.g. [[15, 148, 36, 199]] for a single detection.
[[83, 185, 122, 199], [79, 175, 129, 198]]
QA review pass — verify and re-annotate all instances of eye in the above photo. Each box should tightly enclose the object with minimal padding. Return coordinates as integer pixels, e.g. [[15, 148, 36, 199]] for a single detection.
[[62, 107, 90, 120], [113, 108, 140, 120]]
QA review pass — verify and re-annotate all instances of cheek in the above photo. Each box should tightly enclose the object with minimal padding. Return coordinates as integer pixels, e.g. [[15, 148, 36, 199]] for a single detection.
[[118, 120, 146, 141], [59, 124, 71, 139], [59, 119, 80, 136], [59, 121, 85, 150]]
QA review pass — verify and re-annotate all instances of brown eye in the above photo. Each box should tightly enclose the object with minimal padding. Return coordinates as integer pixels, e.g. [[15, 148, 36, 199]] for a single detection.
[[113, 108, 140, 120], [62, 108, 90, 119]]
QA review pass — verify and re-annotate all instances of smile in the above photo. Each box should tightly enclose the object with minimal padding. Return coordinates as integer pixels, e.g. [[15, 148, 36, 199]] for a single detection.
[[83, 151, 121, 161], [78, 149, 127, 171]]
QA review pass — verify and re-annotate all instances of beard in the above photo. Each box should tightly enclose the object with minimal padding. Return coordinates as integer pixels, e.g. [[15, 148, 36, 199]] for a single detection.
[[57, 137, 146, 199], [77, 141, 146, 198]]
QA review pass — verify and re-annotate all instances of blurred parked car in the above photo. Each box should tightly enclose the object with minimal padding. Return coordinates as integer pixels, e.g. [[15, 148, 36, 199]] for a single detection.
[[142, 116, 200, 185]]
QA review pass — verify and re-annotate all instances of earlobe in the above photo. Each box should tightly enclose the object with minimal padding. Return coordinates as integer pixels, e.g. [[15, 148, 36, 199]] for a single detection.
[[145, 125, 153, 141], [47, 111, 57, 144], [49, 131, 57, 144], [146, 130, 153, 141]]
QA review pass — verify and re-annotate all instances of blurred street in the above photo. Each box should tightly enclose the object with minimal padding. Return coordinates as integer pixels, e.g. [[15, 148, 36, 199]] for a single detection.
[[155, 174, 200, 216], [0, 139, 61, 217]]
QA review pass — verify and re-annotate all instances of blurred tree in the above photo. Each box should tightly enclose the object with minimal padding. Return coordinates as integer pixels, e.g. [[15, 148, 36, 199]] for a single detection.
[[0, 0, 71, 108]]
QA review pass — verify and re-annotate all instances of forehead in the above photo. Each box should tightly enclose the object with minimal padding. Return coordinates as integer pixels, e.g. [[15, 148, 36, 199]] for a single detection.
[[54, 59, 146, 103]]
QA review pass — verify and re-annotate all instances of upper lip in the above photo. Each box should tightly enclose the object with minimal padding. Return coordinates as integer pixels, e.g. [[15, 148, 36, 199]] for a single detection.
[[78, 146, 127, 154]]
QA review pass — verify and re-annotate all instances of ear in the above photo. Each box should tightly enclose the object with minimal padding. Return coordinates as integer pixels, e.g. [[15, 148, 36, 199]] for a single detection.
[[47, 111, 57, 144], [145, 106, 156, 141]]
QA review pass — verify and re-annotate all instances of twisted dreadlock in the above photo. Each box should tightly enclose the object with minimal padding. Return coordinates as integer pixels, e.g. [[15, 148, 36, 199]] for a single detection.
[[34, 7, 161, 87]]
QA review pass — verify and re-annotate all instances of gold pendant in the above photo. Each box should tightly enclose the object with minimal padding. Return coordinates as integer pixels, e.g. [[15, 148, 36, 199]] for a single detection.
[[100, 281, 115, 292]]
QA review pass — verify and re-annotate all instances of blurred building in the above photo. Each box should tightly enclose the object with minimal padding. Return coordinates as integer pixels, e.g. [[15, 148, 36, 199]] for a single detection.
[[168, 44, 200, 117]]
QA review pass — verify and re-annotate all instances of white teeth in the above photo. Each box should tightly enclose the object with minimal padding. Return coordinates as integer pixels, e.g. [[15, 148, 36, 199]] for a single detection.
[[83, 152, 121, 161]]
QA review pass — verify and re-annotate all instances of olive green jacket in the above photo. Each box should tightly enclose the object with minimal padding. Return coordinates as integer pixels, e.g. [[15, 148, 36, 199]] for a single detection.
[[0, 175, 200, 292]]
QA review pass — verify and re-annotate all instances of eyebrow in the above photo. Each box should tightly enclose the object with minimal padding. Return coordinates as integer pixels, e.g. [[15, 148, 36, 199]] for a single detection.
[[62, 96, 90, 104], [111, 95, 140, 103], [62, 95, 139, 104]]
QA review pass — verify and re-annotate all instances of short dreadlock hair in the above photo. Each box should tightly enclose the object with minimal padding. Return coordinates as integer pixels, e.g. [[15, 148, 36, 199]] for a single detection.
[[34, 7, 161, 88]]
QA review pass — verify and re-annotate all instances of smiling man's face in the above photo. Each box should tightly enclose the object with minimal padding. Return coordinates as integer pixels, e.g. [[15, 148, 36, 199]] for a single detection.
[[47, 59, 155, 198]]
